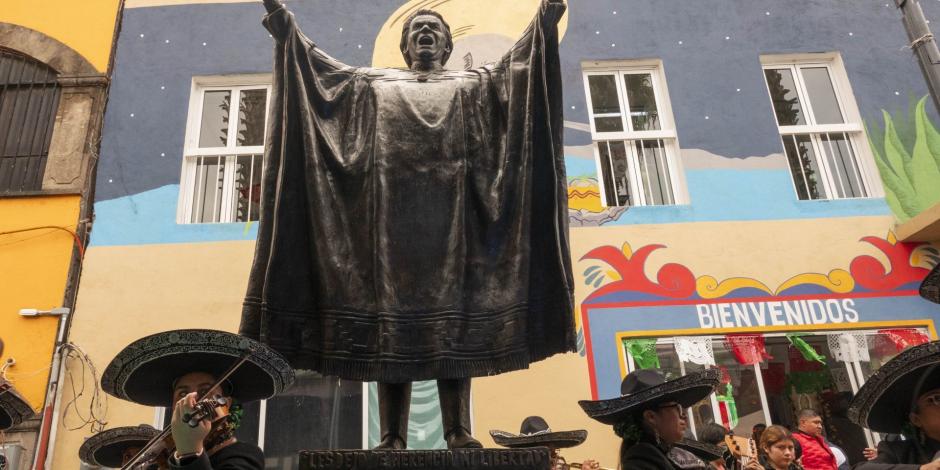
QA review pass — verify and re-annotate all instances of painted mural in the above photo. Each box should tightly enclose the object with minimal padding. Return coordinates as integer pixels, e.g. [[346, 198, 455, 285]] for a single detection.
[[576, 231, 940, 400], [54, 0, 940, 465], [868, 95, 940, 221]]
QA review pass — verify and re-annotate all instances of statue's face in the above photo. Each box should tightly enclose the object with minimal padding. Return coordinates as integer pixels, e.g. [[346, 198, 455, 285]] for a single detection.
[[405, 14, 449, 68]]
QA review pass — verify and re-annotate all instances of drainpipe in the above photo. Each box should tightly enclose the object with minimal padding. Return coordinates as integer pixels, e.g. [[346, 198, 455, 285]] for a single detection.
[[896, 0, 940, 114]]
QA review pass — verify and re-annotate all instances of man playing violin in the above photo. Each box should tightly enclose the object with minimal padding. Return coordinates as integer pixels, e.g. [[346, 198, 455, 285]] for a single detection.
[[100, 330, 295, 470], [168, 371, 263, 469]]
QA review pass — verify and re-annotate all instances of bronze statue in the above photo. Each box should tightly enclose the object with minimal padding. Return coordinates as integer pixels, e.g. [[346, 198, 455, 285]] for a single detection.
[[244, 0, 575, 449]]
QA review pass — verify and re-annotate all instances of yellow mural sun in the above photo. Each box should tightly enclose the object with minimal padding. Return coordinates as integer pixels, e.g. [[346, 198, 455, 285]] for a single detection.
[[372, 0, 569, 69]]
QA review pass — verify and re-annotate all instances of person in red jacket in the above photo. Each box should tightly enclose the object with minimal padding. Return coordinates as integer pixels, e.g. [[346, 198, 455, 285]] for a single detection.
[[792, 409, 838, 470]]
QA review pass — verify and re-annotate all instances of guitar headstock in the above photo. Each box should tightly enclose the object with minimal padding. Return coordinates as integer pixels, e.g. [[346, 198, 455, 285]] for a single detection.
[[725, 434, 757, 459]]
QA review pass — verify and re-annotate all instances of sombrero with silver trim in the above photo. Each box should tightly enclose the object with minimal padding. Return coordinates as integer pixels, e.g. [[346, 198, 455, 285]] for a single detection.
[[579, 369, 721, 425], [489, 416, 587, 449], [0, 380, 34, 430], [849, 340, 940, 433], [921, 263, 940, 304], [79, 425, 161, 468], [674, 438, 724, 462], [102, 329, 295, 406]]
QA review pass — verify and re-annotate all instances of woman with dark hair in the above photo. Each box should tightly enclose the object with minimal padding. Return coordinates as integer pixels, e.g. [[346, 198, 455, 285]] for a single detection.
[[579, 369, 721, 469], [849, 341, 940, 470], [756, 425, 802, 470], [101, 329, 295, 469]]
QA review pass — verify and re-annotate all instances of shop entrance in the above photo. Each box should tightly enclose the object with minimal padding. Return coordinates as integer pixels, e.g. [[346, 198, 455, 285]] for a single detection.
[[621, 327, 931, 466]]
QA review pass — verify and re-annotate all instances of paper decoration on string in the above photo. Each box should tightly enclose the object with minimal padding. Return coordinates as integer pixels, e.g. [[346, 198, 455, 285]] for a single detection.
[[787, 334, 826, 364], [716, 382, 738, 429], [827, 333, 870, 362], [724, 334, 772, 365], [623, 338, 660, 369], [878, 328, 930, 353], [675, 337, 715, 366]]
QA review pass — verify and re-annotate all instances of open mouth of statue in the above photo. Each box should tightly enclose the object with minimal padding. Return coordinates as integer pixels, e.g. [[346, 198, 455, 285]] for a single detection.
[[418, 36, 435, 47]]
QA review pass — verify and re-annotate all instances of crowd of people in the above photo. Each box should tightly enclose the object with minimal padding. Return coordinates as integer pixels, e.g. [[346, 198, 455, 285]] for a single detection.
[[563, 336, 940, 470]]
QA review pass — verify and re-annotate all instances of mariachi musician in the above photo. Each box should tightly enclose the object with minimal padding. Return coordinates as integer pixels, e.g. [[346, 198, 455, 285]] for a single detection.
[[101, 329, 295, 469], [490, 415, 599, 470], [79, 425, 166, 470], [579, 369, 721, 470], [849, 340, 940, 470]]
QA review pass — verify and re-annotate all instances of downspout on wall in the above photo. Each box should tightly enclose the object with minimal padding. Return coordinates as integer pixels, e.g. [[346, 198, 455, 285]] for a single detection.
[[896, 0, 940, 114]]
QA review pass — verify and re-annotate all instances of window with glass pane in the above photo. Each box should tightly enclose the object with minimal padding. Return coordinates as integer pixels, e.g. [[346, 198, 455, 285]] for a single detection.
[[635, 139, 674, 205], [712, 343, 767, 436], [598, 141, 630, 206], [584, 65, 682, 208], [182, 84, 269, 224], [764, 69, 805, 126], [262, 372, 362, 469], [625, 74, 660, 131], [763, 60, 872, 201], [587, 74, 624, 132]]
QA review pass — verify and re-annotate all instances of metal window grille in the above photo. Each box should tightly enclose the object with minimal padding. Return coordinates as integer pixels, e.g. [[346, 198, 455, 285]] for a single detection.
[[597, 138, 676, 207], [0, 48, 60, 193]]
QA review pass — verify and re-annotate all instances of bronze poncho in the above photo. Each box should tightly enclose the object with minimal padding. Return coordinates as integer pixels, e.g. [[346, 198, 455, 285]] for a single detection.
[[241, 3, 575, 382]]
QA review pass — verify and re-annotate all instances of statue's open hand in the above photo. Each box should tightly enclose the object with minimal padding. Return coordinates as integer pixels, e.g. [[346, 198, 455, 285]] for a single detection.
[[262, 0, 284, 14]]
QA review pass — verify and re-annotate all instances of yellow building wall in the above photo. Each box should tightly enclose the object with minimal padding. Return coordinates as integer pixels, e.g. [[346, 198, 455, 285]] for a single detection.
[[0, 195, 81, 410], [0, 0, 121, 73], [50, 241, 256, 469]]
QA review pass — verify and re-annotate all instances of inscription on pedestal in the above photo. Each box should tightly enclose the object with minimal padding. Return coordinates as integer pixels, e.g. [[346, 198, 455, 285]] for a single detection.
[[299, 448, 551, 470]]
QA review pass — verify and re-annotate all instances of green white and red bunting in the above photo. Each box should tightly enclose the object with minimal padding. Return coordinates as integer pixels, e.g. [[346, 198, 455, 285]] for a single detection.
[[724, 334, 772, 365]]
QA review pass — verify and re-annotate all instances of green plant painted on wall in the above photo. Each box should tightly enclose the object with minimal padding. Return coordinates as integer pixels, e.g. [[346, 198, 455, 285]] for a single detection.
[[868, 95, 940, 221]]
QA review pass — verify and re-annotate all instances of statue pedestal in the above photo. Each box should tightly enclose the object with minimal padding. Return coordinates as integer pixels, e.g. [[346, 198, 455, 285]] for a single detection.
[[299, 448, 551, 470]]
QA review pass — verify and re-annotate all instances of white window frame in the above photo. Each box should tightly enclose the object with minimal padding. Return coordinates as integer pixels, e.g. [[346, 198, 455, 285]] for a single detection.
[[176, 74, 272, 224], [581, 59, 689, 207], [760, 53, 885, 201]]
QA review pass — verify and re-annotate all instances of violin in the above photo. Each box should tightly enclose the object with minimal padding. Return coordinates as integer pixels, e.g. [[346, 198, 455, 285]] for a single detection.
[[122, 396, 232, 470], [120, 352, 252, 470]]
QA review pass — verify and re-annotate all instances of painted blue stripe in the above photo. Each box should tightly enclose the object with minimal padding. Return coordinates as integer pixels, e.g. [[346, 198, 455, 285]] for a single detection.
[[602, 169, 891, 226], [91, 168, 890, 247], [90, 184, 258, 246]]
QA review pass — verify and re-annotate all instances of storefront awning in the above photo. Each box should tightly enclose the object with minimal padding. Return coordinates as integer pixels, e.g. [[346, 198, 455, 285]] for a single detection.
[[897, 201, 940, 242]]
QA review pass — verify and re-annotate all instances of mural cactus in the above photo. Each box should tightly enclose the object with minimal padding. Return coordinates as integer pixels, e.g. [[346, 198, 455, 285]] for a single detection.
[[868, 96, 940, 221]]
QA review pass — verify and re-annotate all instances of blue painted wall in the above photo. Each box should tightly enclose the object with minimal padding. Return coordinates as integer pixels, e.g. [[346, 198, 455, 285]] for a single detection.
[[92, 0, 927, 245]]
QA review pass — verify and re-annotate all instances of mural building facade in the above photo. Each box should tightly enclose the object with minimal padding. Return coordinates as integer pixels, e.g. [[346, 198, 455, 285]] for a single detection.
[[0, 0, 122, 469], [22, 0, 940, 468]]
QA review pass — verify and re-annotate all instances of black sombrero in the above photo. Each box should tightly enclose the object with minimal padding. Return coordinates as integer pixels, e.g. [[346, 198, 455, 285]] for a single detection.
[[849, 341, 940, 433], [675, 438, 724, 462], [579, 369, 721, 425], [79, 425, 160, 468], [101, 329, 295, 407], [489, 416, 587, 449], [922, 263, 940, 304], [0, 380, 35, 430]]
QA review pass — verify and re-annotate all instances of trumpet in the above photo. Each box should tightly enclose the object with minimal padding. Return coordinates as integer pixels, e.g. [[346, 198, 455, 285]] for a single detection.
[[567, 461, 615, 470]]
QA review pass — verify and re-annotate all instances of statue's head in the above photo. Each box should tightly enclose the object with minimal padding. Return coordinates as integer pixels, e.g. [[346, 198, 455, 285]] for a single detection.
[[399, 9, 453, 70]]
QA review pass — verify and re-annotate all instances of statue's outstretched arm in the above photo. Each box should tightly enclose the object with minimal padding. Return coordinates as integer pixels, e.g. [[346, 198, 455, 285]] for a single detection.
[[540, 0, 567, 26], [262, 0, 284, 15]]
